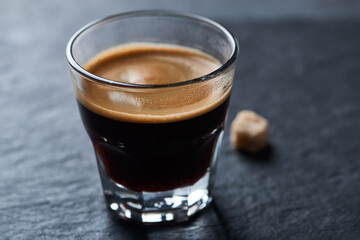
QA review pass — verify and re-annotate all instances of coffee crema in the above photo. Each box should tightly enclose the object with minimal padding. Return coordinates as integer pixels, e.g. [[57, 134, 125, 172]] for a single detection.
[[85, 43, 220, 85], [76, 43, 231, 124]]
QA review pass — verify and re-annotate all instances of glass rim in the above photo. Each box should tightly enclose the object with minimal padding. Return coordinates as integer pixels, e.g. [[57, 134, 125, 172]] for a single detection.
[[66, 10, 239, 89]]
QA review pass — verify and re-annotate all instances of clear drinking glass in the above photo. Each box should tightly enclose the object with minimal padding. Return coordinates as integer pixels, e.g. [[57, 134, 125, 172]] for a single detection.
[[66, 10, 238, 224]]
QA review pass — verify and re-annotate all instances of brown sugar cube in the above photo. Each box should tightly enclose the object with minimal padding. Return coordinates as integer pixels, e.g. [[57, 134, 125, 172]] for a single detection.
[[230, 110, 269, 152]]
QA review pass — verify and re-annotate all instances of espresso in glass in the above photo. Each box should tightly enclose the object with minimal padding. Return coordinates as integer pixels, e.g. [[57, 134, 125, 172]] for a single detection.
[[67, 11, 238, 224], [77, 44, 229, 192]]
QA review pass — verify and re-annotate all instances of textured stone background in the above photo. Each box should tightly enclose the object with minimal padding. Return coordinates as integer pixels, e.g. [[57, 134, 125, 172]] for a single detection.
[[0, 1, 359, 239]]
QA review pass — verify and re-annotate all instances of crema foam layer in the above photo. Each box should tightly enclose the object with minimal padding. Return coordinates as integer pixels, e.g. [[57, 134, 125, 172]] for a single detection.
[[76, 43, 231, 123]]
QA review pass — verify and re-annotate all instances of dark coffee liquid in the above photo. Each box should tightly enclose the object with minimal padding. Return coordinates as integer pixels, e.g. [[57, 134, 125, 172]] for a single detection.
[[78, 97, 229, 192], [77, 43, 230, 192]]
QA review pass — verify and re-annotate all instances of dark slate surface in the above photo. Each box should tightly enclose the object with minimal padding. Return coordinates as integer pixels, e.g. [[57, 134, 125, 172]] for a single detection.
[[1, 1, 359, 239]]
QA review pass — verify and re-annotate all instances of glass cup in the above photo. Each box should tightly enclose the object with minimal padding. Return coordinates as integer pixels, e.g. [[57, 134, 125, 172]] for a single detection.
[[66, 10, 238, 224]]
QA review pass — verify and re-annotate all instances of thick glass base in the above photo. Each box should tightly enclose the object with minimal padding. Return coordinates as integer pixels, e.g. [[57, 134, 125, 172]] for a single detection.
[[102, 172, 212, 224]]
